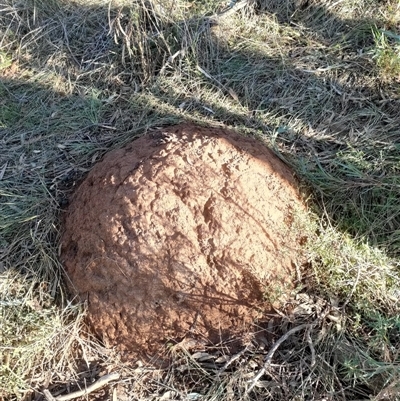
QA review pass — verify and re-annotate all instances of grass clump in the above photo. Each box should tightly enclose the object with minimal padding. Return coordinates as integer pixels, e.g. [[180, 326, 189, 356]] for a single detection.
[[0, 52, 12, 71], [1, 0, 400, 399], [0, 270, 85, 399], [371, 26, 400, 81]]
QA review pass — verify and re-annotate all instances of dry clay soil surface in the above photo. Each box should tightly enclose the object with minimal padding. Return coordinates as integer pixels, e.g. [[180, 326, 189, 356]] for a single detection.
[[61, 124, 307, 360]]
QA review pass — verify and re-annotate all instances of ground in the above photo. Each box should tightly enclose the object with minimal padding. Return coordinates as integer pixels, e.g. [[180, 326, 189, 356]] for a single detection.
[[0, 1, 400, 400]]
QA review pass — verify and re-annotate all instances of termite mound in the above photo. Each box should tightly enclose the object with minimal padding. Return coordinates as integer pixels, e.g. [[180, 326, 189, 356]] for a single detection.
[[61, 124, 307, 361]]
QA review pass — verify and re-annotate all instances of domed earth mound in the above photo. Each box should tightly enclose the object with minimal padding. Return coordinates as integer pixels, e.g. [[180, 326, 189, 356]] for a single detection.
[[61, 124, 306, 360]]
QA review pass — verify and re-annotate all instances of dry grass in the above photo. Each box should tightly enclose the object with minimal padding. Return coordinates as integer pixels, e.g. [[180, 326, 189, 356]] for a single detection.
[[1, 0, 400, 400]]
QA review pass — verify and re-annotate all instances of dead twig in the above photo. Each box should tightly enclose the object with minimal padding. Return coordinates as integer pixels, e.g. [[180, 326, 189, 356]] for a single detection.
[[247, 324, 313, 393], [218, 346, 249, 374], [43, 373, 120, 401], [211, 0, 251, 22]]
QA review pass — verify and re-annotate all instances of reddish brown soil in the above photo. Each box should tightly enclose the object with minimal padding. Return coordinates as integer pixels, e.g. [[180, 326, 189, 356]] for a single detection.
[[61, 124, 306, 360]]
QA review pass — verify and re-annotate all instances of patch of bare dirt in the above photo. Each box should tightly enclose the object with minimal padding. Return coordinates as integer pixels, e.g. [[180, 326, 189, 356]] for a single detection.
[[61, 124, 306, 361]]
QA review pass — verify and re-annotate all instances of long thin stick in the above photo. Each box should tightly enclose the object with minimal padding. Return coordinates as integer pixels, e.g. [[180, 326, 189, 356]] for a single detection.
[[43, 373, 120, 401], [218, 346, 249, 374], [247, 324, 312, 393]]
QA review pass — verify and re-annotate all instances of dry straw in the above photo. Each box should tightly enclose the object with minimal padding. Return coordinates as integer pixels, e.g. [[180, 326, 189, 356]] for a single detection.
[[1, 0, 400, 399]]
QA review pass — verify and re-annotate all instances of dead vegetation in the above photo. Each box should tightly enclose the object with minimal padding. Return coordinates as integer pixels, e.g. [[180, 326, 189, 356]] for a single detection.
[[1, 0, 400, 400]]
